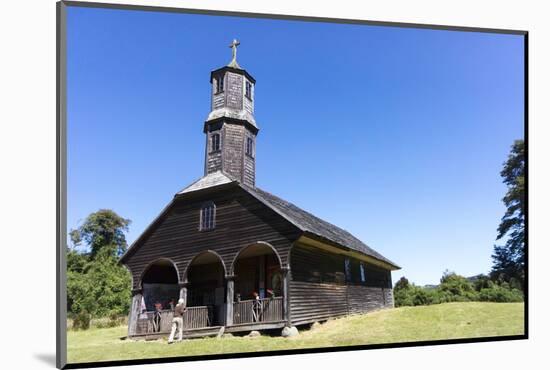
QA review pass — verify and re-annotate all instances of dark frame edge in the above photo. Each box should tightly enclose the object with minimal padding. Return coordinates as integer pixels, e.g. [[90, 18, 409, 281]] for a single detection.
[[57, 1, 68, 369]]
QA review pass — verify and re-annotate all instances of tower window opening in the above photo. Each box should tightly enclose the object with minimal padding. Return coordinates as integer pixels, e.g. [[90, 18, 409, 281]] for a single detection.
[[215, 76, 224, 94], [211, 133, 220, 152], [245, 81, 252, 100], [245, 137, 254, 157]]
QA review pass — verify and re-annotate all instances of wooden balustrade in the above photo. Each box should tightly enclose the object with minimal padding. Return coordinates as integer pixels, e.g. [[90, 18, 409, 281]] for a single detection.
[[184, 305, 212, 329], [134, 298, 283, 336], [135, 306, 212, 335], [233, 297, 283, 324]]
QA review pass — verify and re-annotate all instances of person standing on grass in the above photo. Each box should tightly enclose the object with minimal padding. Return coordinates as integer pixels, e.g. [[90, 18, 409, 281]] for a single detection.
[[168, 298, 186, 344]]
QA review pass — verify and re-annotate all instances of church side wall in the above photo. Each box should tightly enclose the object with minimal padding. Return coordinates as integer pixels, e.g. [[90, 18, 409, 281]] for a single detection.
[[123, 187, 301, 289], [289, 243, 394, 326]]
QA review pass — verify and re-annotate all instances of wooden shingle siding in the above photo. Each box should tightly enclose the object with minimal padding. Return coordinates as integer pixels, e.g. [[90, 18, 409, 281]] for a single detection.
[[347, 285, 392, 313], [225, 73, 243, 110], [290, 281, 349, 325], [223, 124, 245, 181], [123, 186, 301, 289], [243, 153, 255, 187], [289, 243, 394, 325], [212, 91, 225, 110]]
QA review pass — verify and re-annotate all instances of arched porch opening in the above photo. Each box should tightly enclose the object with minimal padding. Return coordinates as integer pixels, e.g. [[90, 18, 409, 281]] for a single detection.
[[184, 251, 226, 326], [140, 259, 179, 312], [231, 243, 284, 324]]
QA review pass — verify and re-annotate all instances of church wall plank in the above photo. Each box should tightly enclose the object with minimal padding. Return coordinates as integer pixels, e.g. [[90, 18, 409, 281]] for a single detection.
[[289, 243, 394, 325]]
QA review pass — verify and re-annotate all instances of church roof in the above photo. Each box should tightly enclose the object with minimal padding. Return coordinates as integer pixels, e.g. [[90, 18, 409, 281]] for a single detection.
[[244, 186, 400, 269], [176, 172, 399, 269], [178, 171, 234, 194]]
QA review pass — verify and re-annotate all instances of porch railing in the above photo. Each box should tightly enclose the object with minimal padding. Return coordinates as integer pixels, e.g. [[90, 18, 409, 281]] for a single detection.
[[135, 306, 212, 335], [184, 305, 212, 329], [233, 297, 283, 324]]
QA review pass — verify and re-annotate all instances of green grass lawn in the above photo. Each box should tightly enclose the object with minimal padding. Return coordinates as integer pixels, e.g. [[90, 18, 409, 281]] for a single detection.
[[67, 302, 524, 364]]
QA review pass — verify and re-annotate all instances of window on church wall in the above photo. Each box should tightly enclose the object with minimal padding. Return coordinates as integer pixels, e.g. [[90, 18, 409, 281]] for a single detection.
[[199, 202, 216, 231], [360, 263, 366, 284], [215, 76, 224, 94], [245, 81, 252, 100], [245, 137, 254, 157], [211, 133, 220, 152], [344, 258, 351, 283]]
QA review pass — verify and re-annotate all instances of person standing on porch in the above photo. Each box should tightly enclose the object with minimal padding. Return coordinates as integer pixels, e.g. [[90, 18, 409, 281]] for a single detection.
[[168, 298, 186, 344]]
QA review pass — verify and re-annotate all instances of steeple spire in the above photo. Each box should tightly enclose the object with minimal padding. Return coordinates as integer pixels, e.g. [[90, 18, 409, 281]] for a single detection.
[[204, 40, 258, 187], [227, 39, 241, 69]]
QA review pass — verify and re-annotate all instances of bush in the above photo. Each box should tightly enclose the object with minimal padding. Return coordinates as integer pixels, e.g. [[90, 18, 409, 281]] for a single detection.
[[439, 271, 475, 297], [478, 286, 523, 302], [393, 272, 523, 307], [93, 313, 126, 328], [67, 249, 131, 321], [72, 310, 91, 330]]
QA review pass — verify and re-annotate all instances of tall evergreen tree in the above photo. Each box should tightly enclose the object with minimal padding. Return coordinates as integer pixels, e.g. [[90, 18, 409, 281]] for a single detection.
[[491, 140, 525, 288]]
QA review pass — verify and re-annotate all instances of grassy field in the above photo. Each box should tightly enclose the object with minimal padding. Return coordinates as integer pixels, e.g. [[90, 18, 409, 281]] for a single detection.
[[67, 302, 524, 364]]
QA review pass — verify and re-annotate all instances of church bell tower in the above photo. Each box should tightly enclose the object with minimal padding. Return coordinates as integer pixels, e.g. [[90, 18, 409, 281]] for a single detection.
[[204, 39, 258, 188]]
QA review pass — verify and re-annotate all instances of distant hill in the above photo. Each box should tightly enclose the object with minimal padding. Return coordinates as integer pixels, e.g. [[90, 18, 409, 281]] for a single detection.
[[466, 274, 486, 283], [422, 284, 438, 290]]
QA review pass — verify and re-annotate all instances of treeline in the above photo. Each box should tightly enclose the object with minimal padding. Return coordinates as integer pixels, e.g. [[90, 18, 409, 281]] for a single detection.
[[393, 271, 523, 307], [67, 209, 132, 329]]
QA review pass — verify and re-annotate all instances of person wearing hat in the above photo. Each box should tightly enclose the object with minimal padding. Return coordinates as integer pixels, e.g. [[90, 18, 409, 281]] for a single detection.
[[168, 298, 186, 343]]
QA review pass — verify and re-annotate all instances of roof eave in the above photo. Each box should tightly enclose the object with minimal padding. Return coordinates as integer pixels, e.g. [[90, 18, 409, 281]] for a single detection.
[[299, 232, 401, 271]]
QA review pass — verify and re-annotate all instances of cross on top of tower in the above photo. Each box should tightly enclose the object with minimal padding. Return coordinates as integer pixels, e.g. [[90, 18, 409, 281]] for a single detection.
[[227, 39, 241, 69]]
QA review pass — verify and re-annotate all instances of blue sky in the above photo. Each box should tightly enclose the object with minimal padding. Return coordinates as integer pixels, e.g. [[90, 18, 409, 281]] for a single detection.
[[67, 7, 524, 286]]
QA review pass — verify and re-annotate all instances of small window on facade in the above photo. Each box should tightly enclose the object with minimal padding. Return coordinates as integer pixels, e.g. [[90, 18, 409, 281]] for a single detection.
[[211, 133, 220, 152], [344, 258, 351, 283], [200, 202, 216, 231], [215, 76, 224, 93], [360, 263, 366, 283], [245, 137, 254, 157], [245, 81, 252, 100]]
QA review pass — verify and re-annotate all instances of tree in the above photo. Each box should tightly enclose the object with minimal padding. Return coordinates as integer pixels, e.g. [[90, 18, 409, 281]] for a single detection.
[[70, 209, 131, 258], [439, 270, 475, 298], [491, 140, 525, 288], [394, 276, 410, 292], [67, 209, 132, 320], [68, 248, 131, 318]]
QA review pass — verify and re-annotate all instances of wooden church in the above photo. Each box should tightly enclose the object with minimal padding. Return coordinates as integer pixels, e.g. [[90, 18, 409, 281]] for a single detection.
[[120, 40, 400, 339]]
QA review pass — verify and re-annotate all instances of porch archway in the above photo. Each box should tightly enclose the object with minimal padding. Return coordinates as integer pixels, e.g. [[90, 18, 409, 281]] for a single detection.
[[230, 242, 284, 325], [231, 242, 283, 300], [184, 251, 226, 326], [140, 258, 180, 312]]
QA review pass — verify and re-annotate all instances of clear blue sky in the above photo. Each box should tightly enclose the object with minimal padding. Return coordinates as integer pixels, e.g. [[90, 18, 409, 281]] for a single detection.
[[66, 6, 524, 286]]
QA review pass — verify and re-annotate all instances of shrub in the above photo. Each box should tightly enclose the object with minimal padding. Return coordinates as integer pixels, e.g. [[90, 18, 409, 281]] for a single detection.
[[394, 277, 410, 292], [72, 310, 91, 330], [478, 285, 523, 302], [393, 273, 523, 307]]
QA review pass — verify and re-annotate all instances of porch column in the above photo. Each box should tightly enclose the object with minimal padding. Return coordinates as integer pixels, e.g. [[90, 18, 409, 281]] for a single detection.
[[281, 266, 291, 325], [179, 281, 189, 306], [225, 274, 235, 326], [128, 288, 142, 337]]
